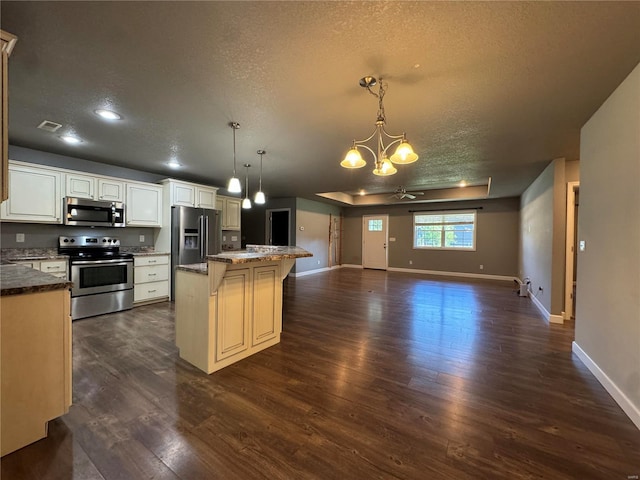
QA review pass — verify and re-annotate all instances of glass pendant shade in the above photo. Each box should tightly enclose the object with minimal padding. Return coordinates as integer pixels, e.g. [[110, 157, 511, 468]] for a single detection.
[[390, 140, 419, 164], [228, 176, 242, 193], [373, 157, 397, 176], [340, 148, 366, 169], [254, 190, 266, 204], [242, 197, 252, 209]]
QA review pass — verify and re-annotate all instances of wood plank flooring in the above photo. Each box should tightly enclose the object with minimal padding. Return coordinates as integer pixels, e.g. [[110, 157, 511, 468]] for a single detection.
[[2, 268, 639, 479]]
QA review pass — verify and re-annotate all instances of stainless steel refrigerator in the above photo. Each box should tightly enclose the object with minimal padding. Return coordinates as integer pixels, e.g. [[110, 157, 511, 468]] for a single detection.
[[170, 205, 222, 300]]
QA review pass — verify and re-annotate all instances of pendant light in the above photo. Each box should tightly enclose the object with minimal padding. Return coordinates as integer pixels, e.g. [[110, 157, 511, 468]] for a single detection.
[[254, 149, 266, 204], [227, 122, 242, 193], [242, 164, 252, 209]]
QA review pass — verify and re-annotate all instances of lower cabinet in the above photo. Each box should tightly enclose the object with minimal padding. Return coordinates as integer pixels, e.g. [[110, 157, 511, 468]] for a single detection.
[[1, 288, 72, 456], [11, 259, 68, 279], [133, 254, 169, 304], [175, 261, 282, 374]]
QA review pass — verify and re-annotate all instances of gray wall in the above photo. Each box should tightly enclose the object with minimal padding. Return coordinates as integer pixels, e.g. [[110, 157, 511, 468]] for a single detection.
[[9, 145, 166, 183], [575, 63, 640, 418], [342, 197, 520, 277], [294, 198, 342, 273], [0, 222, 155, 249], [519, 157, 576, 318]]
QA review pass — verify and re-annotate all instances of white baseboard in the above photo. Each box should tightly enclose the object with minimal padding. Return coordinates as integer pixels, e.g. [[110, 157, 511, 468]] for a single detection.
[[340, 264, 363, 269], [528, 290, 564, 324], [290, 265, 341, 278], [387, 267, 517, 283], [572, 341, 640, 430]]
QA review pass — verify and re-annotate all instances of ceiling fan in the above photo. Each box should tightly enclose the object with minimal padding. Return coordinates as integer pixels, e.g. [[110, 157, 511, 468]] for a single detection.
[[390, 186, 425, 200]]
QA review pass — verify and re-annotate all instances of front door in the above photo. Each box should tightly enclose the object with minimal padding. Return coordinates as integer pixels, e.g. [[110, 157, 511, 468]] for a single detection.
[[362, 215, 388, 270]]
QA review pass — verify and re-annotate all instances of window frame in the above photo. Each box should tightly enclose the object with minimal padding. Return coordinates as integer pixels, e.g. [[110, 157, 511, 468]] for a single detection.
[[412, 210, 477, 251]]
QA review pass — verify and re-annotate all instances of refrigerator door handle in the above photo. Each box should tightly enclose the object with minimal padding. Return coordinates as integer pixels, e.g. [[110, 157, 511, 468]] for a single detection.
[[199, 215, 205, 259], [204, 215, 209, 257]]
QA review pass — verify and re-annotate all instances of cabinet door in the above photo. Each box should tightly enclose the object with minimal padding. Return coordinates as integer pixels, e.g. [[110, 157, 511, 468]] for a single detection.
[[224, 198, 241, 231], [1, 30, 17, 202], [97, 178, 124, 202], [196, 187, 217, 210], [172, 183, 195, 207], [126, 183, 163, 227], [39, 260, 68, 279], [252, 264, 281, 346], [1, 164, 62, 223], [65, 173, 94, 199], [216, 268, 250, 361]]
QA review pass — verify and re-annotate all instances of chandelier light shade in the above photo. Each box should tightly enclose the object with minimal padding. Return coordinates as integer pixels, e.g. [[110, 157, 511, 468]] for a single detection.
[[227, 122, 242, 193], [242, 164, 252, 209], [340, 76, 419, 176], [254, 149, 266, 204]]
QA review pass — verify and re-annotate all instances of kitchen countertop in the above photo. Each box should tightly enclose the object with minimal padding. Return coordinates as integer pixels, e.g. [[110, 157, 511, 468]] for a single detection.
[[176, 263, 208, 275], [1, 248, 68, 262], [0, 264, 73, 296], [126, 250, 170, 257], [206, 245, 312, 264]]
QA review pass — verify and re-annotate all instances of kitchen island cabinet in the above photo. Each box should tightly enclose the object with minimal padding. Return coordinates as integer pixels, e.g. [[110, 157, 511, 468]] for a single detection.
[[0, 264, 72, 456], [175, 245, 312, 374]]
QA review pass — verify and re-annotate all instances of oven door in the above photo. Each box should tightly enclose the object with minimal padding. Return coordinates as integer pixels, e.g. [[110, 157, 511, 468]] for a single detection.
[[70, 258, 133, 297]]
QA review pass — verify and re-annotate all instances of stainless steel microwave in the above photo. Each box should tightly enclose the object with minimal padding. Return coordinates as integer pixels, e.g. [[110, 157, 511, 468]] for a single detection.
[[64, 197, 126, 227]]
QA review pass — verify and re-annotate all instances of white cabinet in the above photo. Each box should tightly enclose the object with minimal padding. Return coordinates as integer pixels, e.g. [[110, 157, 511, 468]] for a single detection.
[[134, 254, 169, 304], [65, 172, 94, 199], [1, 162, 62, 223], [11, 259, 68, 279], [97, 178, 124, 202], [216, 195, 241, 230], [126, 182, 163, 227], [162, 179, 218, 209]]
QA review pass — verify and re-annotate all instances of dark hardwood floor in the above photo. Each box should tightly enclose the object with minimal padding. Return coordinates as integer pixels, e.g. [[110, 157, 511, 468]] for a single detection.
[[2, 269, 639, 479]]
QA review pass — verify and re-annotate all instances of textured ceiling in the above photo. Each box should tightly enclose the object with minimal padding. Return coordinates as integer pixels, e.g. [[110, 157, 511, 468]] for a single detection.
[[2, 1, 639, 204]]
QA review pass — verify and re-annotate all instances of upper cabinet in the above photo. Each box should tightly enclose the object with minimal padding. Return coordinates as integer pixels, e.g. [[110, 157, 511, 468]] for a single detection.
[[216, 195, 241, 230], [161, 179, 218, 209], [1, 30, 17, 202], [126, 182, 163, 227], [0, 162, 62, 223], [65, 172, 124, 202]]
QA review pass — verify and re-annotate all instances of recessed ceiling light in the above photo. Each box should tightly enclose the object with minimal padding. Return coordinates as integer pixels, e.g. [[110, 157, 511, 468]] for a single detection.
[[459, 180, 467, 187], [168, 160, 181, 169], [359, 189, 366, 196], [60, 135, 82, 145], [94, 109, 122, 120]]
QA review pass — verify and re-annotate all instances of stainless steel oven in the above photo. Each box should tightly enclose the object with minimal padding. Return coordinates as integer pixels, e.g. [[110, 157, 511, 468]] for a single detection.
[[59, 236, 134, 320]]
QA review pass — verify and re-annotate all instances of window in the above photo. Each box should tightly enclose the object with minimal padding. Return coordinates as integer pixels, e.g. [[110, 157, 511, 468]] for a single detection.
[[368, 219, 383, 232], [413, 210, 477, 250]]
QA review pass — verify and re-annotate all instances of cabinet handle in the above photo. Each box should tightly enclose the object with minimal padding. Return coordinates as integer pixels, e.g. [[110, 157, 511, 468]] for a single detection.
[[148, 260, 157, 263], [148, 273, 157, 276], [148, 289, 157, 293]]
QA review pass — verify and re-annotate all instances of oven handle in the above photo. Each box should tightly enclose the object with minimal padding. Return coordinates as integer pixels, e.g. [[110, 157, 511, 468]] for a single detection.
[[71, 259, 133, 265]]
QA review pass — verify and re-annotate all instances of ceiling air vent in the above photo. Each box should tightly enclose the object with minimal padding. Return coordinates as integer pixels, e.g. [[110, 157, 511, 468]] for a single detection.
[[37, 120, 62, 132]]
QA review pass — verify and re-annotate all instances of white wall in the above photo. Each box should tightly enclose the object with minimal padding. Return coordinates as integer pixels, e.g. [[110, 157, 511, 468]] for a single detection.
[[574, 62, 640, 428]]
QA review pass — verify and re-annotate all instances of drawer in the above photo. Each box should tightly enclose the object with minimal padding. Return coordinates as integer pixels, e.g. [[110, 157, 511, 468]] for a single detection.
[[135, 264, 169, 284], [134, 255, 169, 267], [134, 281, 169, 302], [40, 260, 67, 274]]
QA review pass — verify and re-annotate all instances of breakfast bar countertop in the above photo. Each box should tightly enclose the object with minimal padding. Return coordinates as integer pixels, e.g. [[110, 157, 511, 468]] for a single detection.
[[0, 264, 73, 296], [206, 245, 312, 265]]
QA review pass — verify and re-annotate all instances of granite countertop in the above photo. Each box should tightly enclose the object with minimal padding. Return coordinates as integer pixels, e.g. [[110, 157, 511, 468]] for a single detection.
[[176, 263, 208, 275], [0, 264, 73, 296], [206, 245, 313, 264], [1, 248, 68, 262], [125, 250, 170, 257]]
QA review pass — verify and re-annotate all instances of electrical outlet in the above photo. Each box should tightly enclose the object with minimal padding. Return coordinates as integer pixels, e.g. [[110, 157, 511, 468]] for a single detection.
[[139, 235, 145, 243], [409, 260, 413, 265], [223, 235, 227, 242], [16, 233, 25, 243], [479, 264, 484, 270]]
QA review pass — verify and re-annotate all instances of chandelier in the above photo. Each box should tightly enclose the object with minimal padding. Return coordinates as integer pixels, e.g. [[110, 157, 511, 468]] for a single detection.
[[340, 76, 418, 176]]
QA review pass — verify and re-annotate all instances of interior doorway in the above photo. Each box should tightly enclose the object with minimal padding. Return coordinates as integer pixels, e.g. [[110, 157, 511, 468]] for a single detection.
[[266, 209, 291, 246], [362, 214, 388, 270], [565, 182, 579, 320]]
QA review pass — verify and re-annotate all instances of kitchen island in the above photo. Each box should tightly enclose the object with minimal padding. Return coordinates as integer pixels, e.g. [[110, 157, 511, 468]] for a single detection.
[[174, 245, 312, 374], [0, 263, 72, 456]]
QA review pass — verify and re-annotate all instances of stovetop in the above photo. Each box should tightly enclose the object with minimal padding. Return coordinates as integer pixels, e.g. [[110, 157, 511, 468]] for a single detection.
[[58, 235, 133, 260]]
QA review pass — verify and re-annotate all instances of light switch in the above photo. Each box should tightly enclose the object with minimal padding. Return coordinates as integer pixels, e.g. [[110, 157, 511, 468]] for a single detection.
[[16, 233, 25, 243], [579, 240, 586, 252], [139, 235, 145, 243], [223, 235, 227, 242], [231, 235, 238, 241], [389, 237, 396, 242]]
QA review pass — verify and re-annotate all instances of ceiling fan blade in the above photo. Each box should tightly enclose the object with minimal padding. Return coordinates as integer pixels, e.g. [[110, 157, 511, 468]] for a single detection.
[[409, 191, 425, 196], [405, 194, 416, 200]]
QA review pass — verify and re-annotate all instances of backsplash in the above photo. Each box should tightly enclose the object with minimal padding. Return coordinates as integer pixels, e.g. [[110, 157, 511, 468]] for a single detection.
[[0, 222, 156, 249]]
